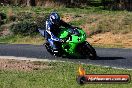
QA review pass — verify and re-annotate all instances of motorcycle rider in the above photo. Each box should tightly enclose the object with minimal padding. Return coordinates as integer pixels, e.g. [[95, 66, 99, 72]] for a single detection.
[[39, 11, 76, 53]]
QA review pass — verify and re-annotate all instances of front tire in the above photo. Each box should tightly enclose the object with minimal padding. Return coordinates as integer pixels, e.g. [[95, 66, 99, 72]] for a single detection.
[[85, 42, 97, 59], [77, 42, 97, 59]]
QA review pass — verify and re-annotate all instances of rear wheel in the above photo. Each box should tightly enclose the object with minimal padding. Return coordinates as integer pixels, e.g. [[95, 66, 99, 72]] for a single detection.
[[44, 42, 53, 54], [44, 42, 63, 57]]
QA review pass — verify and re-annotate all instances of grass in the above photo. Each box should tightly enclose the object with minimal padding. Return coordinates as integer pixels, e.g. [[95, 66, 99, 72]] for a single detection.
[[0, 35, 44, 45], [0, 6, 132, 48], [0, 6, 131, 16], [0, 61, 132, 88], [93, 44, 124, 48], [0, 6, 131, 88], [1, 6, 132, 35], [0, 35, 126, 48]]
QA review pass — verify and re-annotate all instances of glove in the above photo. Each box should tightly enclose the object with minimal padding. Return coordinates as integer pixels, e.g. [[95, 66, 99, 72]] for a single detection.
[[72, 26, 79, 30], [68, 27, 79, 33], [59, 39, 64, 43]]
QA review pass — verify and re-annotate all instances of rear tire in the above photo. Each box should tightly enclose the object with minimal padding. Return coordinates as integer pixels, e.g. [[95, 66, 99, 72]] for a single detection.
[[44, 42, 63, 57], [44, 43, 53, 54]]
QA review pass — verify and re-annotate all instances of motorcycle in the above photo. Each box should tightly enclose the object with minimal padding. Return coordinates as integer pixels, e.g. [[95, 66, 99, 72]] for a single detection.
[[38, 27, 97, 59]]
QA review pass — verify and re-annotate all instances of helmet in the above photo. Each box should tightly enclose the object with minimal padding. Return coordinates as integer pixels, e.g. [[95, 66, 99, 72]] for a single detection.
[[49, 12, 60, 25]]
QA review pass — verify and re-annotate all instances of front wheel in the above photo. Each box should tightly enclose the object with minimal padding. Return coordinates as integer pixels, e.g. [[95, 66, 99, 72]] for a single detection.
[[77, 42, 97, 59], [85, 42, 97, 59]]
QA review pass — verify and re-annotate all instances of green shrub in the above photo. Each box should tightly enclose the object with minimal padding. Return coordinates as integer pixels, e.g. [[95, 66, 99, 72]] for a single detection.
[[9, 12, 48, 36], [10, 21, 38, 36], [8, 15, 16, 22], [0, 12, 7, 26], [16, 12, 33, 21], [35, 16, 47, 29]]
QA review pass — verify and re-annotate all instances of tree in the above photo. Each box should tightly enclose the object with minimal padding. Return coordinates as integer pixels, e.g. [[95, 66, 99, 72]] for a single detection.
[[26, 0, 30, 6], [26, 0, 36, 6]]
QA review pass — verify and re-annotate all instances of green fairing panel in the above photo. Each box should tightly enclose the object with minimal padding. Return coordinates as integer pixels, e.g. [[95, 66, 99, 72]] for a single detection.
[[58, 28, 87, 55], [70, 29, 86, 43], [59, 28, 69, 39]]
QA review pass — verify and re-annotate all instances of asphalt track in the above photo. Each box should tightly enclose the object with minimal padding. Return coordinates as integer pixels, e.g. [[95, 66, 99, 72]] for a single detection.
[[0, 44, 132, 69]]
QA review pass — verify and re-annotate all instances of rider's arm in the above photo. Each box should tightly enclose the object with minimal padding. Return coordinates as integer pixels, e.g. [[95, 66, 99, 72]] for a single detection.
[[46, 30, 60, 41], [46, 21, 61, 41], [60, 20, 73, 28]]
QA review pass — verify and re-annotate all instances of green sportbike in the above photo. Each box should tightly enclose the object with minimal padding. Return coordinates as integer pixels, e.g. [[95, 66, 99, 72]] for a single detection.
[[45, 28, 97, 59]]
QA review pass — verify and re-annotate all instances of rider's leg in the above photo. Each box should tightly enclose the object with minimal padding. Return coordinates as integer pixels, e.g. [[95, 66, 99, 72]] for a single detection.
[[44, 31, 50, 45], [47, 39, 58, 52]]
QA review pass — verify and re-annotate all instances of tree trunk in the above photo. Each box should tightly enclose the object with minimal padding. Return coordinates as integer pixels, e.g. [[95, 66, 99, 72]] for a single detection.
[[71, 0, 74, 4], [26, 0, 30, 6], [14, 0, 18, 5]]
